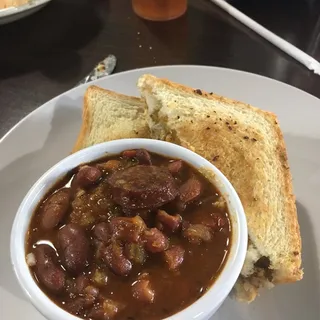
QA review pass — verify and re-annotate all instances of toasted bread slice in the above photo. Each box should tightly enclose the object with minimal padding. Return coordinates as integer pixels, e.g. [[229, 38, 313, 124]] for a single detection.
[[138, 74, 303, 302], [72, 86, 150, 153]]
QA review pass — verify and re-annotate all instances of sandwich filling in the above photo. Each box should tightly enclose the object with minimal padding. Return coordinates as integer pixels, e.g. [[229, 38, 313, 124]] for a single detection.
[[233, 240, 274, 302], [241, 240, 273, 284], [241, 241, 272, 280]]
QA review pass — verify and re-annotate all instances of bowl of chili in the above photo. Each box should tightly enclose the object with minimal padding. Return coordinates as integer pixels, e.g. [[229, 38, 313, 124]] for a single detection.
[[11, 138, 247, 320]]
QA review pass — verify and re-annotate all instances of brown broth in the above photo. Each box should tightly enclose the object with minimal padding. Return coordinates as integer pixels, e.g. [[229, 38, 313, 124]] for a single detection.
[[26, 150, 231, 320]]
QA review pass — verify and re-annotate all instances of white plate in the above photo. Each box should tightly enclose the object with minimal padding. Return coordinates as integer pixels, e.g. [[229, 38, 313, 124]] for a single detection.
[[0, 65, 319, 320], [0, 0, 51, 25]]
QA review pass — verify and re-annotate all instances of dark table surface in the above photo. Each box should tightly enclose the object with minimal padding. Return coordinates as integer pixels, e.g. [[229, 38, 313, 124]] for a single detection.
[[1, 0, 320, 138]]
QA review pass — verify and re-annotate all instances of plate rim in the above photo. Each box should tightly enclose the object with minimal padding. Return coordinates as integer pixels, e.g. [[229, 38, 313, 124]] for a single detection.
[[1, 64, 320, 320], [1, 64, 320, 145]]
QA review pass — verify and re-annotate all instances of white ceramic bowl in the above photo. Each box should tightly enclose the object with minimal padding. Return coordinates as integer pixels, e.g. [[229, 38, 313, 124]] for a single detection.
[[11, 138, 247, 320]]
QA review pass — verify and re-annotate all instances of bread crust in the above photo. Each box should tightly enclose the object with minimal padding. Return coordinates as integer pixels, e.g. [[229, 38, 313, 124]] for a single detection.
[[72, 86, 93, 153], [72, 85, 149, 153]]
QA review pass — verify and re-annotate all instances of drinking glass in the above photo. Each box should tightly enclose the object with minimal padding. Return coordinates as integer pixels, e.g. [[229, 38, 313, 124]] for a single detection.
[[132, 0, 187, 21]]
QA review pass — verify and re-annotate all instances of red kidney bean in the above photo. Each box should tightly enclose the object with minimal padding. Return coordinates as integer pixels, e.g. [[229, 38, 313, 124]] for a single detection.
[[164, 245, 185, 270], [75, 274, 90, 293], [122, 149, 152, 165], [168, 160, 183, 174], [41, 188, 71, 230], [174, 199, 187, 212], [122, 149, 137, 158], [58, 224, 89, 274], [163, 198, 186, 213], [72, 165, 102, 189], [142, 228, 169, 253], [33, 245, 65, 293], [100, 242, 132, 276], [93, 222, 112, 243], [65, 297, 86, 315], [135, 149, 152, 165], [132, 279, 155, 303], [179, 178, 202, 204], [66, 274, 89, 295]]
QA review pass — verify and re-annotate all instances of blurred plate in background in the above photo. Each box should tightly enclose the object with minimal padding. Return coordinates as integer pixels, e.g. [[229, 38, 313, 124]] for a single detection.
[[0, 0, 51, 25]]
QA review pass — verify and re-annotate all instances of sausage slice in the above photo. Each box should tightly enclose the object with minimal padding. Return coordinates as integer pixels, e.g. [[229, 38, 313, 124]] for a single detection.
[[108, 165, 179, 210]]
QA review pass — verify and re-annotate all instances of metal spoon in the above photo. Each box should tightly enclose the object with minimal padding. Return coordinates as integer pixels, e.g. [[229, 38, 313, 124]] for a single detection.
[[77, 54, 117, 86]]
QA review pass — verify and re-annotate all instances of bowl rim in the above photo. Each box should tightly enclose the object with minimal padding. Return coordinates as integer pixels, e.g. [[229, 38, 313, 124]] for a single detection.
[[10, 138, 247, 320]]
